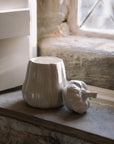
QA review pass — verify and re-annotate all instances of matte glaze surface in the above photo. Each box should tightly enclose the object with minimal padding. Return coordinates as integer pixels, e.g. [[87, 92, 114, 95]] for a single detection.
[[63, 80, 97, 113], [22, 56, 67, 108]]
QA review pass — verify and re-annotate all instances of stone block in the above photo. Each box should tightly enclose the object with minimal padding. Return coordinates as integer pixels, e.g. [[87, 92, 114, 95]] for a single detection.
[[39, 36, 114, 89], [0, 116, 92, 144]]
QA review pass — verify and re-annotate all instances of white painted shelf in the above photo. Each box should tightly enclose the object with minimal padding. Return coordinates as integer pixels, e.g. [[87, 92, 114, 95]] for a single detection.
[[0, 8, 29, 13], [0, 36, 30, 91], [0, 0, 28, 10], [0, 8, 30, 39], [0, 0, 37, 91]]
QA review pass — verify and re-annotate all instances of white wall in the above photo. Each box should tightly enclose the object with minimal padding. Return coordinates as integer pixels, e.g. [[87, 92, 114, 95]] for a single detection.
[[0, 0, 37, 91]]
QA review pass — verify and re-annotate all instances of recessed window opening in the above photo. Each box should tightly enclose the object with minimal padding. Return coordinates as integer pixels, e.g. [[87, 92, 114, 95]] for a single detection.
[[77, 0, 114, 35]]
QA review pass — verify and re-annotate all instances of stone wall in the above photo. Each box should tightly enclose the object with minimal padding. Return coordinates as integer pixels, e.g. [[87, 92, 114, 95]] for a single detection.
[[37, 0, 70, 39], [37, 0, 114, 90], [0, 116, 92, 144]]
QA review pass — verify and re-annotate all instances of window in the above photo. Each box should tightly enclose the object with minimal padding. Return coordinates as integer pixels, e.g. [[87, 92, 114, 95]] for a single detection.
[[68, 0, 114, 39], [78, 0, 114, 35]]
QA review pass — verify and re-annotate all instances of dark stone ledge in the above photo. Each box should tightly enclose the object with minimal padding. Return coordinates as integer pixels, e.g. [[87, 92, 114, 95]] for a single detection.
[[0, 88, 114, 144]]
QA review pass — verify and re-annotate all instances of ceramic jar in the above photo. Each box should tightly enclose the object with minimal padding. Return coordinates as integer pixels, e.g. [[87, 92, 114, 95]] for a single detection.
[[22, 56, 67, 108]]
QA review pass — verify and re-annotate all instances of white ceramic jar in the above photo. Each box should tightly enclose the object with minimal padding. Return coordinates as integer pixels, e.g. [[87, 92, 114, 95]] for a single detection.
[[22, 56, 67, 108]]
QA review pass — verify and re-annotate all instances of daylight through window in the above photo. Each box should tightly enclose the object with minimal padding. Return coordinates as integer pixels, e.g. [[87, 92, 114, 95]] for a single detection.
[[78, 0, 114, 34]]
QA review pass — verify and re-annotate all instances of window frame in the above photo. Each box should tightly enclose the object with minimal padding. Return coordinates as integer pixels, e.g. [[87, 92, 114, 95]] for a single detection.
[[68, 0, 114, 40]]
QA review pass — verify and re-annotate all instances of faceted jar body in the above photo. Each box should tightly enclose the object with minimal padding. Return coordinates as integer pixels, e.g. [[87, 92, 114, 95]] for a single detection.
[[22, 56, 67, 108]]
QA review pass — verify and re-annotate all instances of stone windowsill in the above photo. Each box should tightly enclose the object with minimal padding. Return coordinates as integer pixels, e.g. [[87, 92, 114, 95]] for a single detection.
[[0, 86, 114, 144], [38, 36, 114, 90]]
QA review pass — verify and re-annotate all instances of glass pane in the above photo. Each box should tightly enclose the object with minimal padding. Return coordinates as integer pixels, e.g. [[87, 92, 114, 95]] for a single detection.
[[78, 0, 94, 26], [78, 0, 114, 34]]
